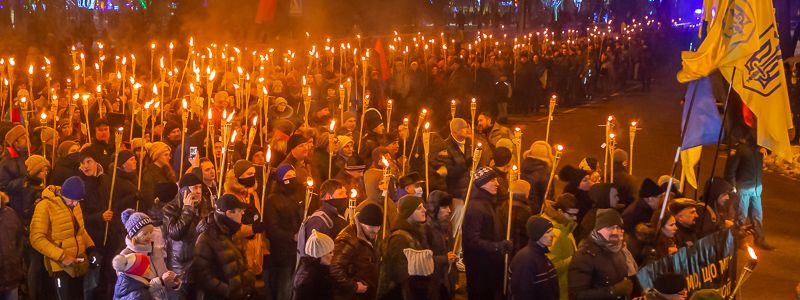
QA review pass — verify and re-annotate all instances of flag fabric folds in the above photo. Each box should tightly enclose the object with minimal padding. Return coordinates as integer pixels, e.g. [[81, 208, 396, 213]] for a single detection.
[[681, 77, 722, 188], [677, 0, 793, 160]]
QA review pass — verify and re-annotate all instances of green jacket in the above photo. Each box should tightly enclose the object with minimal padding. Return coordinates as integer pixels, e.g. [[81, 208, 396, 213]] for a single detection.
[[542, 202, 577, 300]]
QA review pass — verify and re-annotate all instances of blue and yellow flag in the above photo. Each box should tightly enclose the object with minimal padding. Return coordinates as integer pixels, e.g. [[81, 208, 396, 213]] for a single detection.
[[681, 77, 722, 188], [678, 0, 793, 160]]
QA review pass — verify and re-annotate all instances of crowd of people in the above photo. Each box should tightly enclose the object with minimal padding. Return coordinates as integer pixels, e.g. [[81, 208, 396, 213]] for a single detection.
[[0, 22, 760, 300]]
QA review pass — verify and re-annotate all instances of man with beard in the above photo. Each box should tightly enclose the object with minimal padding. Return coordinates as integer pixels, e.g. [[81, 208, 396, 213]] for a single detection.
[[669, 199, 701, 248], [0, 125, 30, 214], [330, 203, 383, 300], [280, 134, 315, 194], [163, 120, 191, 177], [462, 167, 513, 300], [377, 195, 429, 300], [299, 179, 349, 257], [569, 209, 637, 299], [423, 191, 457, 298], [476, 112, 512, 150], [84, 118, 114, 168], [264, 165, 304, 300], [509, 216, 559, 299]]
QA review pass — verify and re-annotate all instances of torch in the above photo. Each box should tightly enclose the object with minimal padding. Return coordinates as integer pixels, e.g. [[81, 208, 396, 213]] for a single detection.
[[81, 95, 92, 144], [546, 94, 557, 144], [338, 84, 346, 123], [402, 117, 409, 176], [422, 122, 431, 199], [409, 108, 427, 163], [328, 120, 336, 179], [348, 189, 357, 225], [470, 98, 477, 153], [513, 127, 522, 169], [450, 99, 457, 119], [303, 85, 312, 128], [381, 156, 391, 239], [138, 100, 154, 190], [357, 94, 370, 152], [207, 108, 215, 160], [103, 127, 124, 246], [179, 99, 188, 180], [452, 143, 484, 254], [629, 121, 639, 176], [609, 133, 616, 184], [302, 178, 315, 221], [504, 165, 519, 294], [260, 146, 272, 219], [39, 112, 47, 162], [27, 65, 33, 104], [386, 99, 393, 132], [246, 116, 258, 160], [729, 246, 759, 299], [542, 145, 564, 202], [603, 116, 614, 182], [129, 83, 142, 141]]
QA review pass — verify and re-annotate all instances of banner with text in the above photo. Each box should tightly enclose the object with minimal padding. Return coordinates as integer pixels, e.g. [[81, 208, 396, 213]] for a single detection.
[[635, 230, 735, 298]]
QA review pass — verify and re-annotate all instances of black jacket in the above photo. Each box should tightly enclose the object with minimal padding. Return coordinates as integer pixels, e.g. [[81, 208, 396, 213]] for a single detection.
[[292, 257, 334, 300], [443, 136, 473, 199], [622, 199, 654, 234], [568, 238, 633, 300], [48, 152, 81, 186], [423, 192, 456, 297], [264, 187, 303, 266], [330, 223, 379, 300], [192, 213, 256, 299], [0, 205, 24, 290], [521, 157, 551, 214], [377, 219, 427, 300], [82, 172, 111, 247], [724, 141, 763, 189], [497, 195, 533, 255], [462, 187, 506, 298], [0, 147, 28, 217], [509, 242, 559, 300], [162, 199, 201, 277]]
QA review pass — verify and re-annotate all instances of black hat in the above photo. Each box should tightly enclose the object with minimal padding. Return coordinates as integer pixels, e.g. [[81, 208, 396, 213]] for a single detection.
[[653, 273, 687, 294], [639, 178, 661, 199], [558, 165, 589, 186], [344, 155, 367, 171], [154, 182, 178, 203], [79, 147, 98, 162], [526, 216, 553, 242], [492, 147, 512, 167], [594, 208, 623, 231], [94, 118, 110, 128], [287, 134, 310, 153], [364, 109, 383, 131], [398, 172, 423, 188], [179, 173, 203, 188], [117, 151, 135, 168], [163, 121, 181, 136], [216, 194, 248, 212], [358, 203, 383, 226]]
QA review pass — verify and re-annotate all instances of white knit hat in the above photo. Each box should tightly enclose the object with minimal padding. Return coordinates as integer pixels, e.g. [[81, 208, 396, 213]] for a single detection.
[[403, 248, 434, 276], [305, 229, 335, 258]]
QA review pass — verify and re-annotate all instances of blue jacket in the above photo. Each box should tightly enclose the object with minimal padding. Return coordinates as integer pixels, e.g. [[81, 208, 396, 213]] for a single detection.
[[509, 242, 559, 300], [113, 274, 154, 300]]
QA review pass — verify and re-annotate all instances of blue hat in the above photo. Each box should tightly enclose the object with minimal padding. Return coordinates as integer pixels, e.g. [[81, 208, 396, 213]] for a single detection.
[[61, 176, 85, 200], [276, 164, 295, 182], [121, 208, 153, 238]]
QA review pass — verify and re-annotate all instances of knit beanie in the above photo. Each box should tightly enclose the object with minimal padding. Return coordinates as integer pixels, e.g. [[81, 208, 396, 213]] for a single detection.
[[554, 193, 578, 210], [526, 216, 553, 242], [364, 109, 383, 131], [112, 253, 155, 278], [526, 140, 554, 166], [79, 147, 98, 162], [594, 208, 623, 231], [337, 135, 353, 152], [495, 138, 514, 151], [276, 164, 296, 182], [397, 195, 423, 221], [61, 176, 85, 200], [274, 96, 288, 106], [305, 229, 335, 258], [148, 142, 171, 161], [154, 182, 179, 203], [492, 147, 512, 167], [403, 248, 434, 276], [179, 173, 203, 188], [4, 125, 26, 146], [287, 134, 310, 153], [613, 149, 629, 163], [273, 119, 296, 136], [449, 118, 469, 133], [57, 141, 79, 158], [473, 167, 497, 187], [233, 160, 254, 178], [130, 138, 146, 151], [558, 165, 589, 186], [639, 178, 661, 199], [25, 155, 50, 176], [358, 203, 384, 226], [163, 121, 181, 136], [653, 273, 687, 295], [342, 111, 356, 123], [511, 180, 531, 197], [121, 208, 153, 238], [40, 127, 57, 143], [117, 151, 135, 168]]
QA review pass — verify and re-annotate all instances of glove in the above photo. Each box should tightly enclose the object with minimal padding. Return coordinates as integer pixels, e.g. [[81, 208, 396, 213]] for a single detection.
[[610, 278, 633, 297], [252, 219, 267, 233], [497, 240, 514, 254]]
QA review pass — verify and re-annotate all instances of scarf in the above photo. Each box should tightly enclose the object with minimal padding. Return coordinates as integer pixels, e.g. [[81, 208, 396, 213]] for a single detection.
[[590, 229, 639, 276]]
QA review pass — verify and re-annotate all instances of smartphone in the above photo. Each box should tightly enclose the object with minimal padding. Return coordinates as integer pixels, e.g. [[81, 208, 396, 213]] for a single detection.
[[189, 146, 198, 165]]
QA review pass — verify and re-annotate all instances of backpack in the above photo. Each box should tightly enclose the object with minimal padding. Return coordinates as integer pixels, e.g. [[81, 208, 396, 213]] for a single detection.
[[295, 210, 333, 258]]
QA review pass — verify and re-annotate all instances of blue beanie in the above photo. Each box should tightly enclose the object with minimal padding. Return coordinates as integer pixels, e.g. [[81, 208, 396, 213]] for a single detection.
[[276, 164, 295, 182], [61, 176, 85, 200], [121, 208, 153, 238]]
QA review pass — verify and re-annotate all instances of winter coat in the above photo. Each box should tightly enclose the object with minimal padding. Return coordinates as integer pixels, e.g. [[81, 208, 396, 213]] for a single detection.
[[119, 237, 179, 300], [564, 184, 592, 225], [0, 204, 24, 290], [85, 140, 115, 170], [301, 202, 349, 256], [330, 222, 380, 300], [423, 192, 456, 297], [521, 157, 551, 214], [462, 187, 506, 297], [192, 213, 256, 299], [377, 219, 428, 300], [576, 184, 615, 242], [443, 136, 473, 199], [724, 141, 763, 189], [568, 238, 633, 300], [358, 131, 382, 165], [622, 199, 655, 234], [674, 221, 697, 248], [48, 152, 82, 186], [612, 163, 637, 208], [292, 257, 334, 300], [264, 187, 303, 266], [497, 194, 533, 255], [162, 200, 201, 277], [0, 147, 28, 217], [29, 186, 95, 277], [113, 274, 155, 300], [83, 171, 114, 249], [509, 242, 560, 300], [140, 162, 177, 215], [542, 203, 578, 300], [18, 178, 45, 226]]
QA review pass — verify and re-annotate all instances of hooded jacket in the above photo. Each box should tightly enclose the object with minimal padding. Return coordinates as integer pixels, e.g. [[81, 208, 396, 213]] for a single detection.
[[0, 200, 24, 290], [521, 156, 551, 214], [29, 186, 95, 277], [192, 212, 256, 299], [423, 191, 456, 296], [377, 217, 428, 300], [576, 184, 615, 242], [542, 203, 578, 300], [330, 221, 380, 300], [0, 147, 28, 215]]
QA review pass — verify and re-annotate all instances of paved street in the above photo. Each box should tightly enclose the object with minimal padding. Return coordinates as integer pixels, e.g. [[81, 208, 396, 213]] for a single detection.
[[507, 56, 800, 298]]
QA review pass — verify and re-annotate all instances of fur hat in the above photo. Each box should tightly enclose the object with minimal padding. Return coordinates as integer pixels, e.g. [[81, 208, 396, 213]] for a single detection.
[[121, 209, 153, 238], [474, 167, 497, 187], [358, 203, 384, 226], [639, 178, 661, 199], [25, 155, 50, 176], [511, 180, 531, 197], [403, 248, 434, 276], [57, 141, 79, 158], [594, 208, 623, 231], [4, 125, 26, 146], [305, 229, 335, 258], [526, 216, 553, 242], [147, 142, 171, 161], [613, 149, 629, 163], [40, 127, 57, 143], [61, 176, 85, 200], [525, 140, 554, 166]]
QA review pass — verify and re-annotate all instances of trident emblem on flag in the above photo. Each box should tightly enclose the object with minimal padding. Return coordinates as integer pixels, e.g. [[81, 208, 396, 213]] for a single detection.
[[743, 25, 783, 97]]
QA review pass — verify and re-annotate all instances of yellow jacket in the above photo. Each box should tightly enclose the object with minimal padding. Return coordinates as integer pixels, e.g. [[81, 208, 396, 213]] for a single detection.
[[29, 186, 95, 277]]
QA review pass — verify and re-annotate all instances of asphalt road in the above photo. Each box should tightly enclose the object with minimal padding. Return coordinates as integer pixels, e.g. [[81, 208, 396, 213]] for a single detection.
[[506, 56, 800, 299]]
